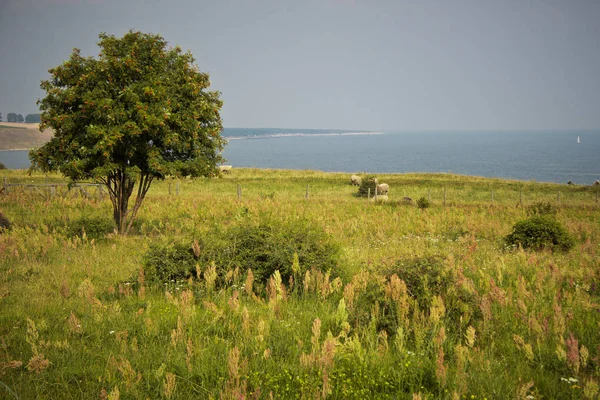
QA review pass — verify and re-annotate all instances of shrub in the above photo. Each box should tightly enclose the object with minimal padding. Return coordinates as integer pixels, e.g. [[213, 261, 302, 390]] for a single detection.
[[416, 197, 430, 209], [0, 162, 6, 170], [219, 218, 341, 286], [505, 215, 575, 252], [388, 256, 480, 323], [141, 217, 342, 288], [0, 211, 11, 231], [526, 201, 558, 217], [143, 242, 198, 283], [391, 256, 450, 304], [66, 216, 115, 240], [357, 175, 378, 198]]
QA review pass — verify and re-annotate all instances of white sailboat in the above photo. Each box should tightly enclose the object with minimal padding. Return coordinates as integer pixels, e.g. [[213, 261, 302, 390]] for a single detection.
[[577, 136, 581, 144]]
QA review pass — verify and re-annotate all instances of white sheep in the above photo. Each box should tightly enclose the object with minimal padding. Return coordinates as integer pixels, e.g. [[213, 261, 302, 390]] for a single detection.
[[350, 174, 362, 186], [369, 195, 389, 203], [376, 183, 389, 195]]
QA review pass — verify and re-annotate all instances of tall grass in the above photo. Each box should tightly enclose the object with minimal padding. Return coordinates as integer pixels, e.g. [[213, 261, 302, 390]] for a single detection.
[[1, 169, 599, 399]]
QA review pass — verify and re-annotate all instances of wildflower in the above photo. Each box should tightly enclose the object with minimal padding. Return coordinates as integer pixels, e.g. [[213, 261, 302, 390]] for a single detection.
[[27, 354, 50, 374]]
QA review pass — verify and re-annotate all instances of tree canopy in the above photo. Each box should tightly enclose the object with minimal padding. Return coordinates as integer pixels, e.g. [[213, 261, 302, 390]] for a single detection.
[[30, 31, 225, 233], [25, 113, 41, 123]]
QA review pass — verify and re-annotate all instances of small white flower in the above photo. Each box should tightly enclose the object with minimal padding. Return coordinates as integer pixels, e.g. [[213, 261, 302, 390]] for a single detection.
[[109, 330, 115, 334]]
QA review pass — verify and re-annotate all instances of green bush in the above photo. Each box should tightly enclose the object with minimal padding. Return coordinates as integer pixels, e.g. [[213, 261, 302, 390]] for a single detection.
[[505, 215, 575, 252], [66, 216, 115, 240], [357, 175, 378, 198], [0, 211, 11, 231], [389, 256, 479, 323], [526, 201, 558, 217], [143, 242, 198, 283], [416, 197, 430, 209], [141, 217, 342, 288], [219, 218, 341, 286], [0, 162, 6, 170]]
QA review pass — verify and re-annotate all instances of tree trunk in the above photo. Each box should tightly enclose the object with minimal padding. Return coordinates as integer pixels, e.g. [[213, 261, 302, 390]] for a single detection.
[[102, 169, 154, 235]]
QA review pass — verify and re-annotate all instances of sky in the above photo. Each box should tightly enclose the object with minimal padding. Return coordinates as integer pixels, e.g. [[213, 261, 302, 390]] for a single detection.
[[1, 0, 599, 131]]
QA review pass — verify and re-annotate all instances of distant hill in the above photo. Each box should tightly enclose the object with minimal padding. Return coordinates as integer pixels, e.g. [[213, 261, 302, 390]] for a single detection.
[[0, 123, 53, 150]]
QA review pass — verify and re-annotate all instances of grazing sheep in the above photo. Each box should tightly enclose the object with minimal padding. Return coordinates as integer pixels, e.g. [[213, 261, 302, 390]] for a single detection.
[[350, 174, 362, 186], [594, 180, 600, 186], [376, 183, 389, 195], [219, 165, 233, 173], [369, 195, 389, 203]]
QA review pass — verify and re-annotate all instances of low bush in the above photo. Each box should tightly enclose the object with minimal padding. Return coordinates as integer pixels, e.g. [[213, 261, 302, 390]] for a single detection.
[[143, 242, 198, 283], [0, 162, 6, 170], [218, 218, 341, 286], [357, 175, 378, 198], [0, 211, 11, 231], [141, 217, 342, 288], [66, 216, 115, 240], [505, 215, 575, 252], [416, 197, 430, 209], [389, 256, 479, 323]]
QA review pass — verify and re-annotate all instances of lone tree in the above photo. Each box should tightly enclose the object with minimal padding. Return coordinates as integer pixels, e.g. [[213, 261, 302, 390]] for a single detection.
[[30, 31, 225, 234]]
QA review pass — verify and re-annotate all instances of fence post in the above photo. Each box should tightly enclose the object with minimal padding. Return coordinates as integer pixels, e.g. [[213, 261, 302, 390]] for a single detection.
[[305, 185, 309, 199], [237, 184, 242, 201], [51, 185, 56, 199], [443, 187, 447, 206], [519, 188, 522, 207], [491, 189, 494, 205]]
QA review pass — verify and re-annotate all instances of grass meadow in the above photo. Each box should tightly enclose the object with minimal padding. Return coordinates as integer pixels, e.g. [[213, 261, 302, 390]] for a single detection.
[[1, 168, 599, 399]]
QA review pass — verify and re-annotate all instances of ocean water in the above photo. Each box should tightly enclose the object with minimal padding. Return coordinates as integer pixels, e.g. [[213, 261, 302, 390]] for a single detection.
[[2, 129, 599, 184]]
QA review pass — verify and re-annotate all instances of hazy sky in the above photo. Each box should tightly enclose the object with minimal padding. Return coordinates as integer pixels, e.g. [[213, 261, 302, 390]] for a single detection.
[[1, 0, 599, 131]]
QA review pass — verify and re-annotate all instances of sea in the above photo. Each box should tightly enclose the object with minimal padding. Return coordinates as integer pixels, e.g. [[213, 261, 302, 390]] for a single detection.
[[2, 128, 599, 184]]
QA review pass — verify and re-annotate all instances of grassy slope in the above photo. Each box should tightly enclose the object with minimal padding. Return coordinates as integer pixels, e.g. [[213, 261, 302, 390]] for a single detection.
[[0, 123, 53, 150], [1, 169, 599, 399]]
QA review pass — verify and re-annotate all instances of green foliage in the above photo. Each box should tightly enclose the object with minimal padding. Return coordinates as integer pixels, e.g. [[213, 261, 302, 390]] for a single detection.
[[357, 174, 378, 197], [143, 242, 198, 283], [6, 113, 24, 123], [392, 256, 448, 301], [416, 196, 430, 209], [30, 30, 225, 233], [0, 162, 6, 169], [66, 216, 114, 240], [141, 217, 341, 287], [0, 211, 11, 231], [391, 256, 479, 322], [505, 215, 575, 252], [219, 218, 341, 286], [25, 113, 41, 123], [526, 201, 558, 217]]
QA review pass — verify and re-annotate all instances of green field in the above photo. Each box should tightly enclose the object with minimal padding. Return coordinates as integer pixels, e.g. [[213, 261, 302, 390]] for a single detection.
[[1, 169, 599, 399], [0, 125, 27, 130]]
